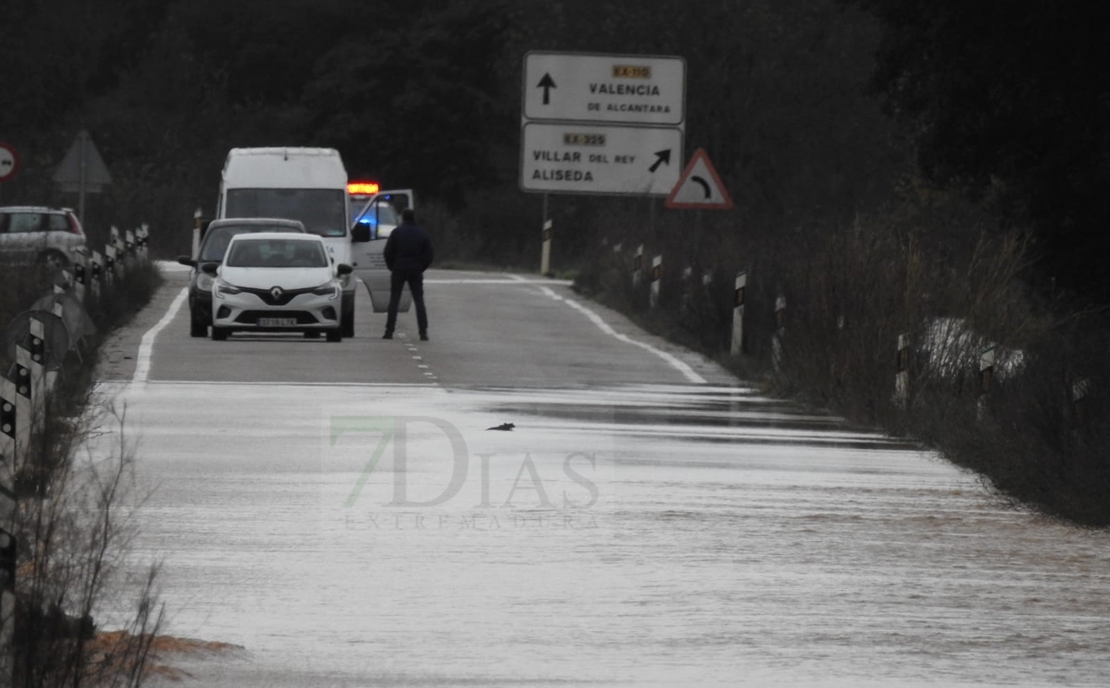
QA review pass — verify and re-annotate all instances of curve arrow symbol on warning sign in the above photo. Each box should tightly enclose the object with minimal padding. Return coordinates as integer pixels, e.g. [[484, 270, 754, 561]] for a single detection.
[[665, 148, 733, 210]]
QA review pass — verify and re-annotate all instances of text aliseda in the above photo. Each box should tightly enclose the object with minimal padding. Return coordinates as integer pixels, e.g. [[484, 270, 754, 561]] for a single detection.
[[531, 77, 675, 181]]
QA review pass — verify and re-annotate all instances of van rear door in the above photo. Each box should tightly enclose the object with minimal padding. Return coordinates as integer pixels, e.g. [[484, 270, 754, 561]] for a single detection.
[[349, 189, 415, 313]]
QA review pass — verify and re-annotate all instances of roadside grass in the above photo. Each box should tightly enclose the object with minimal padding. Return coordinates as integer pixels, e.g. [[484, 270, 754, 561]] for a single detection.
[[571, 206, 1110, 527]]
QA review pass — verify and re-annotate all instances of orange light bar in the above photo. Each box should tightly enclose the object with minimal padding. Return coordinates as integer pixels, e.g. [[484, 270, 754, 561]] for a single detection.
[[347, 181, 380, 195]]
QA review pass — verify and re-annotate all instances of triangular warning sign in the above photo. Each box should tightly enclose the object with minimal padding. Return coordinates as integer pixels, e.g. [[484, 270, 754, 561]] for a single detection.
[[665, 148, 733, 210], [53, 129, 112, 193]]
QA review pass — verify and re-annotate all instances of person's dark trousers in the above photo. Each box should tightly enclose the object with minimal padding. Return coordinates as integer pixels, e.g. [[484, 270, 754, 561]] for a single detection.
[[384, 269, 428, 336]]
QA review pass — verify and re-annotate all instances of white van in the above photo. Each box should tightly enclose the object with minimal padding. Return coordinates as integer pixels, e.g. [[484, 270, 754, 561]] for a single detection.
[[217, 148, 414, 335]]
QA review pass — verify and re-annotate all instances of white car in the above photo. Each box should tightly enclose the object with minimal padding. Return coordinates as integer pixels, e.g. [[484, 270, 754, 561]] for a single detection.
[[0, 206, 87, 269], [204, 233, 352, 342]]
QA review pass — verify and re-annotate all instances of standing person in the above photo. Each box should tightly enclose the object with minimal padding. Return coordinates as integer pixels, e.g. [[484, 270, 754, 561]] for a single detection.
[[382, 207, 433, 341]]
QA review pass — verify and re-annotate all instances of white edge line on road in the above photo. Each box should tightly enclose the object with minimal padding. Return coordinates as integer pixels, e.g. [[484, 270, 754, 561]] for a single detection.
[[539, 286, 707, 385], [425, 278, 573, 285], [132, 287, 188, 386], [118, 380, 441, 388]]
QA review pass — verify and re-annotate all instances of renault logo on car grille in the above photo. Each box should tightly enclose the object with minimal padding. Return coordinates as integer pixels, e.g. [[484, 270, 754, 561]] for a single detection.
[[270, 287, 283, 301]]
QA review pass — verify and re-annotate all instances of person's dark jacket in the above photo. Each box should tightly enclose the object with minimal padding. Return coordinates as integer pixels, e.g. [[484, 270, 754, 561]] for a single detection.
[[383, 220, 433, 272]]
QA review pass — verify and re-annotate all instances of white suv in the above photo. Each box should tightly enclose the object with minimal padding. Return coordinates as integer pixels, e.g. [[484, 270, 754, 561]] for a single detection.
[[0, 206, 87, 269]]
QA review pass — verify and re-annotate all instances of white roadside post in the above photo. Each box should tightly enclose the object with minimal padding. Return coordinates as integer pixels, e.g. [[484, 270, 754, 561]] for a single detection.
[[91, 250, 103, 301], [632, 245, 644, 287], [73, 249, 88, 302], [139, 223, 150, 262], [1072, 377, 1091, 425], [111, 226, 125, 276], [731, 271, 747, 355], [772, 294, 786, 374], [541, 218, 553, 276], [977, 346, 995, 421], [193, 208, 203, 259], [649, 255, 662, 308], [125, 229, 136, 267], [895, 333, 910, 410], [26, 319, 47, 418], [11, 337, 33, 471], [104, 245, 117, 288], [0, 376, 16, 683], [681, 266, 693, 315]]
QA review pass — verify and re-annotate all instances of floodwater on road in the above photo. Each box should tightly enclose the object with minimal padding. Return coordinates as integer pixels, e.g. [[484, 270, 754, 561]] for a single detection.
[[91, 380, 1110, 688]]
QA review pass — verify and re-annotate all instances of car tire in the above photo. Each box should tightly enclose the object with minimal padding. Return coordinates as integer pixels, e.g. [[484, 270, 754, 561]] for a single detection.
[[326, 328, 342, 343], [190, 312, 208, 338], [211, 327, 229, 341], [341, 308, 354, 338]]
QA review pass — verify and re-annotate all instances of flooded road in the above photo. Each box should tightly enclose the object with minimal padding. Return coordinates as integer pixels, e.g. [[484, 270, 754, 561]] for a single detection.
[[94, 380, 1110, 688], [84, 267, 1110, 687]]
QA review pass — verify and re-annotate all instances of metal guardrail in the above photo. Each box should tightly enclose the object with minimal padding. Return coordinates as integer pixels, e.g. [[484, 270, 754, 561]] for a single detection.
[[0, 223, 150, 679]]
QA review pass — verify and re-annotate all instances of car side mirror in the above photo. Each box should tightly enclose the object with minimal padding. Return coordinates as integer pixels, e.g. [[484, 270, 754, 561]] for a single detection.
[[200, 261, 219, 276], [336, 263, 353, 276], [177, 255, 197, 267]]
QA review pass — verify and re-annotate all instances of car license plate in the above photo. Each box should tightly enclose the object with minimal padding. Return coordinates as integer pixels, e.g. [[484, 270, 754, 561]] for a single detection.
[[259, 317, 297, 327]]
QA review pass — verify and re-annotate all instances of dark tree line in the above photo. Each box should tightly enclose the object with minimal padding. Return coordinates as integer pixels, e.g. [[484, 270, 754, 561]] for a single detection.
[[2, 0, 1107, 303], [846, 0, 1110, 303]]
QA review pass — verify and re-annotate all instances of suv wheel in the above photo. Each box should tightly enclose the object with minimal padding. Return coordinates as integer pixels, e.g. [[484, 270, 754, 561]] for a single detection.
[[211, 327, 229, 341], [326, 328, 343, 343]]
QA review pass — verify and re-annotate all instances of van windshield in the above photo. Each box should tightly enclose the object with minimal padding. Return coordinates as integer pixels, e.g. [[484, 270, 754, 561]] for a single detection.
[[226, 189, 347, 238]]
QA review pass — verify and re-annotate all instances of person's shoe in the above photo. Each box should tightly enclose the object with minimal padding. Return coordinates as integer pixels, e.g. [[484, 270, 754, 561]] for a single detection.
[[419, 332, 429, 341], [382, 332, 393, 340]]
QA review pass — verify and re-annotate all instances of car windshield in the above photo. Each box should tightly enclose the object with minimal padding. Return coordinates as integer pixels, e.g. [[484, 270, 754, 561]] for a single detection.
[[226, 188, 347, 237], [350, 199, 399, 227], [225, 238, 328, 268], [200, 224, 302, 262]]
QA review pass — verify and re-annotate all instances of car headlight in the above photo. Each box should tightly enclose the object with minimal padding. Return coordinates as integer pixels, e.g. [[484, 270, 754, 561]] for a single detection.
[[196, 272, 215, 292], [312, 281, 340, 299], [213, 280, 242, 299]]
